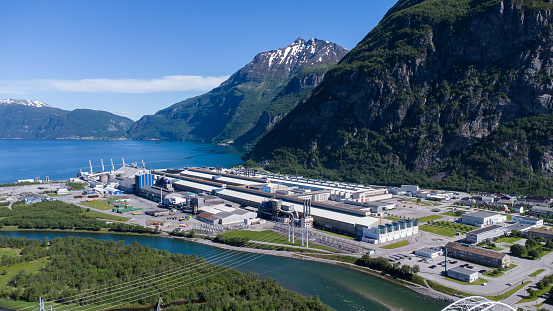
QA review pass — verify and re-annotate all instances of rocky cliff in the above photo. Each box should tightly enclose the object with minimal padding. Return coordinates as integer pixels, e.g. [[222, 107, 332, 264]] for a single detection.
[[128, 38, 348, 144], [250, 0, 553, 195]]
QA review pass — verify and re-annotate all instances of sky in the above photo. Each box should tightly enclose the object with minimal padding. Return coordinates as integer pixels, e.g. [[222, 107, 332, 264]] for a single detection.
[[0, 0, 398, 120]]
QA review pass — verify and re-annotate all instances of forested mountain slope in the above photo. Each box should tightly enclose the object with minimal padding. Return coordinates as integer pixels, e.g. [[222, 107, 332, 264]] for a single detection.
[[249, 0, 553, 196], [0, 99, 133, 139], [128, 38, 348, 145]]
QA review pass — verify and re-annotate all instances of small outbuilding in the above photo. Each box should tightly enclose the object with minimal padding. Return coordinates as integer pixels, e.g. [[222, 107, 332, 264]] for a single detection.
[[447, 267, 478, 283], [414, 247, 442, 258]]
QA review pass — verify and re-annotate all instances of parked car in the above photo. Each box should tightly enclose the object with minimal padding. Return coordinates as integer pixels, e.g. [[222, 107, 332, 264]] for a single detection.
[[429, 265, 437, 269], [507, 283, 512, 286]]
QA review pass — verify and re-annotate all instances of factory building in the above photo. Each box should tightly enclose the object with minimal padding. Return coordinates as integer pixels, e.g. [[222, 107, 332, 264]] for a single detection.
[[137, 185, 173, 203], [196, 204, 258, 225], [531, 206, 553, 217], [117, 178, 136, 193], [504, 222, 534, 233], [465, 225, 506, 244], [447, 267, 478, 283], [362, 219, 419, 244], [401, 185, 420, 193], [526, 227, 553, 241], [511, 216, 544, 228], [460, 211, 506, 227], [156, 170, 384, 236], [145, 210, 170, 217], [445, 242, 511, 268]]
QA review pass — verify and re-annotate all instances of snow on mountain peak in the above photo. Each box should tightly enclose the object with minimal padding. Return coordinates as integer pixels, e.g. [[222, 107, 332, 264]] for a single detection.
[[261, 37, 346, 69], [0, 99, 50, 108]]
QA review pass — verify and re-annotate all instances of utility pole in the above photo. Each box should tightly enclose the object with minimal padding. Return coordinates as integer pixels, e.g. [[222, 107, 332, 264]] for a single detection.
[[291, 219, 295, 243], [155, 297, 163, 311], [306, 228, 309, 248], [288, 219, 291, 242]]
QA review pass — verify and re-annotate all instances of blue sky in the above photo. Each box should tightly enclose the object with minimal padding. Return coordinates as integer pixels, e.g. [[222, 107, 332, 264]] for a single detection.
[[0, 0, 398, 120]]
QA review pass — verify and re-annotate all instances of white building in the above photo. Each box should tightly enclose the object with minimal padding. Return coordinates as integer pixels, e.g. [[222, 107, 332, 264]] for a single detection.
[[511, 216, 544, 228], [447, 267, 478, 283], [362, 219, 419, 244], [56, 188, 69, 195], [414, 247, 442, 258], [460, 211, 506, 227]]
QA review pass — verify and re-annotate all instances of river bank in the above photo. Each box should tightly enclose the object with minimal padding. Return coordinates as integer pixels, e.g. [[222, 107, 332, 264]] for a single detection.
[[0, 229, 452, 311], [170, 234, 456, 304]]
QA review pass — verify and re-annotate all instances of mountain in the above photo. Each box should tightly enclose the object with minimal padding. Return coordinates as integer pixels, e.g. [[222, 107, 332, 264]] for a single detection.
[[0, 99, 134, 139], [128, 38, 348, 144], [0, 98, 51, 108], [248, 0, 553, 196]]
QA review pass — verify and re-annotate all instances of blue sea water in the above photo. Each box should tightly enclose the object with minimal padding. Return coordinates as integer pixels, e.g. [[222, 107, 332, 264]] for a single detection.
[[0, 139, 245, 183]]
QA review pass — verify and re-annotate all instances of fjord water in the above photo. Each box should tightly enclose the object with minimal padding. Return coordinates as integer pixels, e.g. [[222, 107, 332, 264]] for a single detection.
[[0, 139, 244, 184], [0, 231, 449, 311]]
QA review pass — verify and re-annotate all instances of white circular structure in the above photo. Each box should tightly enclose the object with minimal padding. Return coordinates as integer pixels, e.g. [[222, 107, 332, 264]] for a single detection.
[[441, 296, 516, 311]]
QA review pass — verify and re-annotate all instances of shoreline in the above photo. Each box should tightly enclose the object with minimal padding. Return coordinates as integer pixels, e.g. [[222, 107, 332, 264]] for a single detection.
[[0, 228, 456, 307], [168, 234, 457, 304]]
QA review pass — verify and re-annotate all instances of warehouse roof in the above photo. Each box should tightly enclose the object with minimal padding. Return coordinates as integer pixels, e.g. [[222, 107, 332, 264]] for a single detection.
[[528, 227, 553, 237], [446, 242, 507, 260], [448, 266, 477, 275], [463, 211, 501, 218], [217, 189, 266, 204], [467, 225, 504, 235], [174, 180, 217, 193]]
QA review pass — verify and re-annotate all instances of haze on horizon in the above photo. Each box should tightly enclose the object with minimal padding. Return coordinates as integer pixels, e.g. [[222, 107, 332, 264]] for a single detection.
[[0, 0, 397, 120]]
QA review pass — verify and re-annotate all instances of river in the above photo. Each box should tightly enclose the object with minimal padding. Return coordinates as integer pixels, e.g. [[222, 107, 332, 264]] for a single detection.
[[0, 231, 449, 311], [0, 139, 244, 184]]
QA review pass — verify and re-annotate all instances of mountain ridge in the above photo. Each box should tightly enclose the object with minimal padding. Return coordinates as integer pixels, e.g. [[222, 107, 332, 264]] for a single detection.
[[128, 37, 348, 144], [0, 101, 134, 139], [248, 0, 553, 196]]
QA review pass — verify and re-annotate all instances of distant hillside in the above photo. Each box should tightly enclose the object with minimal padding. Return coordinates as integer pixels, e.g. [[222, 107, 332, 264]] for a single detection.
[[0, 99, 134, 139], [248, 0, 553, 196], [128, 38, 348, 145]]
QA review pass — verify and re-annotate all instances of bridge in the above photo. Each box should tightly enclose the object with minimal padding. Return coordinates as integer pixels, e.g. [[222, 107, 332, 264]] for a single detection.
[[441, 296, 516, 311]]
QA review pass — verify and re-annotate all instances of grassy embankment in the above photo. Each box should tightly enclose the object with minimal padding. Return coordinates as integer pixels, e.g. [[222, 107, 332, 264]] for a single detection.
[[219, 230, 340, 253]]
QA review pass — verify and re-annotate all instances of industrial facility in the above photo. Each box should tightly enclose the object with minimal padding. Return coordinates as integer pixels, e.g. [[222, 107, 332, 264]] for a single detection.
[[78, 163, 406, 239]]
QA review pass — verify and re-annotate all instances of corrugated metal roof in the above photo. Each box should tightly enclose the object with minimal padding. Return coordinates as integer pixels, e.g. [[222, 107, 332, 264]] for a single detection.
[[174, 180, 217, 192]]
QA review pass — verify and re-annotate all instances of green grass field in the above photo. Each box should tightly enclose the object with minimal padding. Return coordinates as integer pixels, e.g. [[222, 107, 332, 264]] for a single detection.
[[444, 277, 489, 286], [497, 236, 522, 244], [416, 215, 442, 223], [419, 224, 458, 237], [0, 257, 49, 287], [220, 230, 339, 252], [85, 209, 129, 222], [440, 211, 459, 217], [0, 248, 19, 257], [529, 269, 545, 277], [313, 229, 356, 240], [380, 240, 409, 249], [81, 200, 114, 211]]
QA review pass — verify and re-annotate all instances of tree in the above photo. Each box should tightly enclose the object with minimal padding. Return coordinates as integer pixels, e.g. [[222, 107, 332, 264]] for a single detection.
[[526, 238, 538, 249], [412, 265, 420, 274], [510, 244, 527, 257], [400, 264, 411, 276], [528, 248, 541, 259], [546, 240, 553, 250]]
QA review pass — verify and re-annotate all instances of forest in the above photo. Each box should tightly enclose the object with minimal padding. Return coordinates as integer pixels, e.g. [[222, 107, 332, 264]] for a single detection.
[[0, 236, 331, 310], [0, 201, 157, 234]]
